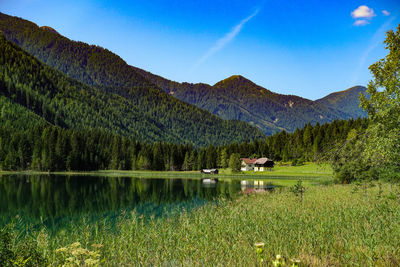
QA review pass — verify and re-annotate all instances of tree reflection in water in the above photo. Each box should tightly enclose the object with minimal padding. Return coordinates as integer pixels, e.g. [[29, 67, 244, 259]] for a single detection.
[[0, 175, 242, 231]]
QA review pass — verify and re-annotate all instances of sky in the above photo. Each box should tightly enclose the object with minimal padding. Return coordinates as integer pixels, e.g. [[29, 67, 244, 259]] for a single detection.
[[1, 0, 399, 99]]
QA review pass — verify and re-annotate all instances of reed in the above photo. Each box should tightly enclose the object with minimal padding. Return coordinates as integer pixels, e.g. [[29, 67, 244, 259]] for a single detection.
[[4, 183, 400, 266]]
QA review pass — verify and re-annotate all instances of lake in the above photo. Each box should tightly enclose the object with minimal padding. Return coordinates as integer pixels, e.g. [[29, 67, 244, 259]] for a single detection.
[[0, 174, 275, 232]]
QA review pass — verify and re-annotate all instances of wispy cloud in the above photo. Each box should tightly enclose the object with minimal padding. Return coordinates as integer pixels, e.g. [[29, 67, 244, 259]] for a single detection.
[[351, 5, 376, 19], [382, 10, 390, 16], [192, 8, 260, 71], [350, 16, 396, 85], [354, 19, 370, 26]]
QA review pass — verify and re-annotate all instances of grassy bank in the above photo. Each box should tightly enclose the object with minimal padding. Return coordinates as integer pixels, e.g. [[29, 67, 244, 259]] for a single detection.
[[0, 162, 333, 178], [0, 162, 333, 188], [4, 183, 400, 266]]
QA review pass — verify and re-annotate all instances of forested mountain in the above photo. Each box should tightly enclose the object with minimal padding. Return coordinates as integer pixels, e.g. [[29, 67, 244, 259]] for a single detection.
[[0, 95, 49, 131], [0, 13, 265, 146], [315, 86, 367, 118], [0, 35, 265, 146], [134, 67, 365, 134], [0, 12, 367, 137]]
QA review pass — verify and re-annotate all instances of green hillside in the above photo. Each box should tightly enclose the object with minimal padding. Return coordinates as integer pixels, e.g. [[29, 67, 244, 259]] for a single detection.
[[0, 13, 265, 146], [315, 86, 367, 118], [0, 95, 49, 130], [0, 34, 264, 146]]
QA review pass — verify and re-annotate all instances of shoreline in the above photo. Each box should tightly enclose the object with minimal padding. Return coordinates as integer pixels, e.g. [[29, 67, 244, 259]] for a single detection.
[[0, 163, 334, 186]]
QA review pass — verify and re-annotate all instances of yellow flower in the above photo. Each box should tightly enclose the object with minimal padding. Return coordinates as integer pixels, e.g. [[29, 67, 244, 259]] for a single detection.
[[71, 247, 88, 256], [69, 242, 81, 248], [55, 247, 68, 253], [84, 258, 100, 266], [254, 242, 265, 248]]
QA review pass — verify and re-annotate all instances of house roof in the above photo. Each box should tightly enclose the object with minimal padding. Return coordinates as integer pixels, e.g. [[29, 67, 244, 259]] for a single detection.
[[255, 158, 273, 164], [241, 158, 257, 164]]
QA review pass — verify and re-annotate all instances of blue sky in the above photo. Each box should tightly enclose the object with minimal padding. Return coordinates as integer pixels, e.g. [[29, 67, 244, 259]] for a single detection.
[[1, 0, 399, 99]]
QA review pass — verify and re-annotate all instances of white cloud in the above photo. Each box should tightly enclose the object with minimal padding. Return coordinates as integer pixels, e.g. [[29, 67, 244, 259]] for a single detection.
[[354, 19, 370, 26], [382, 10, 390, 16], [351, 5, 376, 19], [192, 8, 260, 70]]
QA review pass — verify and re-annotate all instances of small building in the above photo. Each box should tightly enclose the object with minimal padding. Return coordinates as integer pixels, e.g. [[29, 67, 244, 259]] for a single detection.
[[254, 158, 275, 172], [240, 158, 257, 171], [201, 168, 219, 174]]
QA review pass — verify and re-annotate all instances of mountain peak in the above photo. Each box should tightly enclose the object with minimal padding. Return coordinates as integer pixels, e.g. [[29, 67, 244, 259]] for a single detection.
[[214, 75, 254, 87], [40, 26, 60, 35]]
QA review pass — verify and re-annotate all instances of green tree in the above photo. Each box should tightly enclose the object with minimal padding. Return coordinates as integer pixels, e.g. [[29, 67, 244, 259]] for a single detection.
[[330, 129, 375, 183], [188, 151, 196, 170], [229, 153, 241, 172], [182, 152, 190, 171], [109, 136, 121, 170], [359, 24, 400, 181], [152, 143, 164, 171], [137, 154, 150, 170], [219, 148, 228, 168], [205, 145, 217, 169]]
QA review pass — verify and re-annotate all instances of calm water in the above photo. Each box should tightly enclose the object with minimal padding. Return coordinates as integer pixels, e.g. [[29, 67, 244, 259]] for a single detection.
[[0, 175, 274, 232]]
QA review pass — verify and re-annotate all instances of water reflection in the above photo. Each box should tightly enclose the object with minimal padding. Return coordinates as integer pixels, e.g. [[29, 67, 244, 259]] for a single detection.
[[0, 175, 245, 229]]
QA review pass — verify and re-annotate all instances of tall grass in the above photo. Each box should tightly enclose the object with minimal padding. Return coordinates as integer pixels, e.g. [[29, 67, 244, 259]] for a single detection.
[[7, 183, 400, 266]]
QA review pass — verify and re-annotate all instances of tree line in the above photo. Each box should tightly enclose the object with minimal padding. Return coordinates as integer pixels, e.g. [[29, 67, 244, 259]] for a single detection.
[[0, 118, 367, 171]]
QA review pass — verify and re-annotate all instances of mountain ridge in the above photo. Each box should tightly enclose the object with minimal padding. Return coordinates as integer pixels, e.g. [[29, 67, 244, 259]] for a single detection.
[[0, 12, 367, 137], [40, 26, 60, 35], [134, 67, 367, 134], [0, 14, 265, 146]]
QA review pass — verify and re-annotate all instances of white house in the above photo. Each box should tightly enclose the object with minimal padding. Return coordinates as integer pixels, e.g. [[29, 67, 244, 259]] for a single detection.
[[240, 158, 257, 171], [254, 158, 274, 172]]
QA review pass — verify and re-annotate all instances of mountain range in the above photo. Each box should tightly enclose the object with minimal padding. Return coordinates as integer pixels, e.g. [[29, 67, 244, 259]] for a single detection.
[[0, 12, 367, 145], [134, 69, 367, 135]]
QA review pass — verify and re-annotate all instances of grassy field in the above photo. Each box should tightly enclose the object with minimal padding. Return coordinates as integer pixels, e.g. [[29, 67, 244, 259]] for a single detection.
[[3, 182, 400, 266]]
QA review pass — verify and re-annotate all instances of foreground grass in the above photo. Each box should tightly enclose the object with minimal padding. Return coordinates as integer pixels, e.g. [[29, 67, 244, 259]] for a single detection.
[[8, 183, 400, 266]]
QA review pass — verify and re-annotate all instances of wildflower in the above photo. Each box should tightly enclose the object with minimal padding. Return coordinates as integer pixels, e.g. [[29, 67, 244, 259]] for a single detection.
[[88, 251, 100, 258], [70, 242, 81, 248], [272, 254, 285, 267], [254, 242, 265, 248], [254, 242, 265, 263], [85, 258, 100, 266], [55, 247, 68, 253], [71, 247, 89, 256], [290, 258, 301, 267]]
